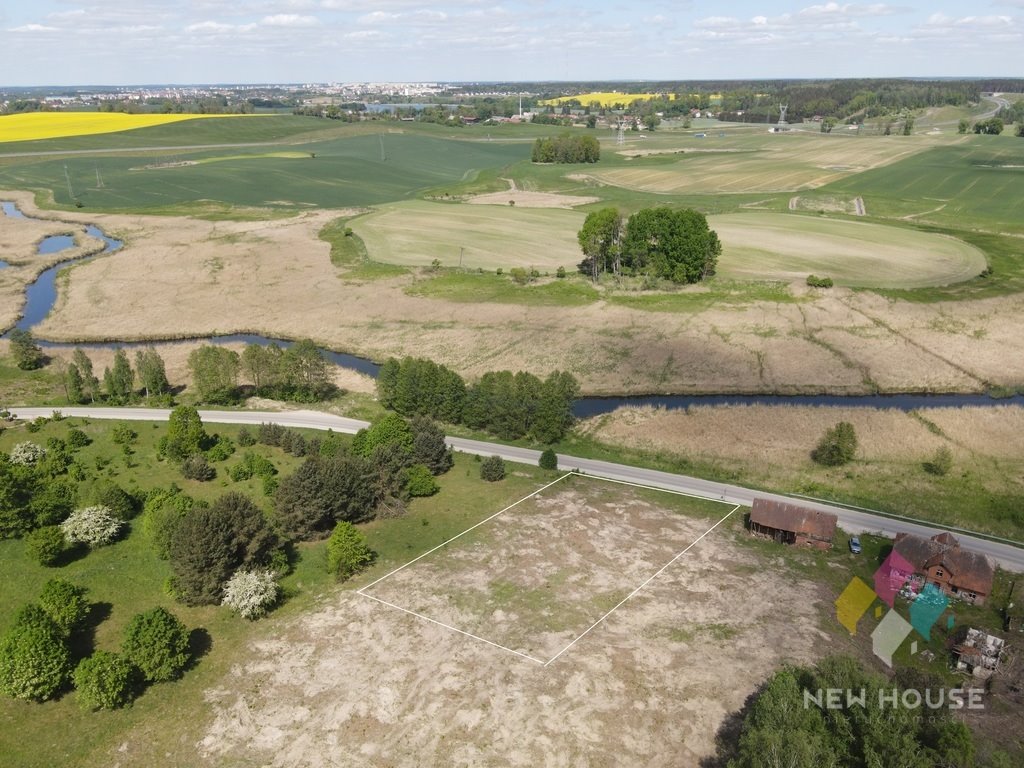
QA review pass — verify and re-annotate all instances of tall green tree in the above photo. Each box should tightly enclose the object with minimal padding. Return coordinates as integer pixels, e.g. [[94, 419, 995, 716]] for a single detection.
[[281, 339, 332, 401], [241, 343, 283, 396], [274, 455, 377, 539], [163, 405, 207, 462], [65, 363, 85, 404], [577, 207, 623, 281], [134, 347, 169, 398], [103, 348, 134, 400], [621, 207, 721, 284], [187, 345, 240, 404], [168, 492, 278, 605], [72, 348, 99, 403], [8, 329, 43, 370]]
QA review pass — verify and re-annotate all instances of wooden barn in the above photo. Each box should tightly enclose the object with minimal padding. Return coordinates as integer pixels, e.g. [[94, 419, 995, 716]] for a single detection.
[[748, 499, 838, 550]]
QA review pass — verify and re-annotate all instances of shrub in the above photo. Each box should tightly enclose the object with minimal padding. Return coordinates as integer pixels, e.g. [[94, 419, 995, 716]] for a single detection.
[[10, 441, 46, 466], [221, 568, 280, 620], [38, 578, 90, 635], [110, 424, 138, 445], [258, 422, 287, 446], [181, 454, 216, 481], [237, 427, 256, 447], [556, 266, 566, 278], [404, 464, 440, 497], [91, 481, 137, 521], [509, 267, 530, 284], [806, 274, 834, 288], [66, 428, 91, 448], [142, 487, 195, 560], [326, 521, 374, 580], [163, 406, 207, 462], [0, 605, 72, 701], [925, 446, 954, 476], [121, 607, 191, 683], [261, 475, 278, 497], [25, 526, 68, 567], [73, 651, 139, 710], [812, 422, 858, 466], [61, 505, 124, 547], [539, 448, 558, 470], [480, 455, 506, 482], [205, 436, 236, 462]]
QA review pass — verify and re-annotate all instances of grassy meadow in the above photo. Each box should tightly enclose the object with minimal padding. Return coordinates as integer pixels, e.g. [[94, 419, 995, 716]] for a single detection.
[[0, 413, 558, 768], [350, 199, 585, 270]]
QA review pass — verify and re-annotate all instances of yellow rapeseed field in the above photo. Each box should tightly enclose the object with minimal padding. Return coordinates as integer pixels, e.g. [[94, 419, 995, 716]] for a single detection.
[[539, 92, 673, 107], [0, 112, 260, 143]]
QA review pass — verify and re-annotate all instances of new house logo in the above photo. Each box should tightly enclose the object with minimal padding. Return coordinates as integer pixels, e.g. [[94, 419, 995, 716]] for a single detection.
[[835, 549, 954, 666]]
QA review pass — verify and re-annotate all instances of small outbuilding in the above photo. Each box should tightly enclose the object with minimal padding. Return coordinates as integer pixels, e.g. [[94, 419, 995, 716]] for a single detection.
[[951, 628, 1006, 679], [749, 499, 838, 550]]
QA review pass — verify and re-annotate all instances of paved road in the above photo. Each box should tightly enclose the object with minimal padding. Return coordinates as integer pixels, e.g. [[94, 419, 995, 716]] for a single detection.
[[10, 406, 1023, 571]]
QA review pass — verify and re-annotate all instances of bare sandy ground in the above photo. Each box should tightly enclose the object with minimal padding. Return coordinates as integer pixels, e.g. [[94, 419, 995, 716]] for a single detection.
[[195, 484, 827, 767], [8, 190, 1024, 395], [466, 190, 599, 209]]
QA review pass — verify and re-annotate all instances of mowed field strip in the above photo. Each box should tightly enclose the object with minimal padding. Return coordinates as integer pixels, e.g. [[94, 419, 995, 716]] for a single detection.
[[350, 199, 586, 269], [586, 133, 945, 194], [358, 473, 739, 665], [711, 212, 987, 288]]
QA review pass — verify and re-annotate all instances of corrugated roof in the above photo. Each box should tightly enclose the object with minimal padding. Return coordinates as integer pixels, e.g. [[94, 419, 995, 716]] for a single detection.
[[750, 499, 837, 541]]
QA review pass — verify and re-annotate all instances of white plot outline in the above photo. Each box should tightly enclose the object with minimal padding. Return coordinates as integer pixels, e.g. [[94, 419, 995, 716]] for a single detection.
[[357, 472, 739, 665]]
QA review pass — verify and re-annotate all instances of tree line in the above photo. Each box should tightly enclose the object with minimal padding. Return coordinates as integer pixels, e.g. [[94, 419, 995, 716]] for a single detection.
[[531, 134, 600, 163], [577, 206, 720, 285], [377, 357, 579, 443], [718, 655, 977, 768]]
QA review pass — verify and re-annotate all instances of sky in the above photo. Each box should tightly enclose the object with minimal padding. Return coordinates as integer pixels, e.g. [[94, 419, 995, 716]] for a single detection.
[[0, 1, 1022, 86]]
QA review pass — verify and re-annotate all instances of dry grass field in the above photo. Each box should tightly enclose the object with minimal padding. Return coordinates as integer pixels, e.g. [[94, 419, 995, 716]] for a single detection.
[[0, 206, 106, 329], [578, 403, 1024, 537], [711, 213, 986, 288], [188, 478, 825, 767], [8, 190, 1024, 396], [585, 133, 948, 195]]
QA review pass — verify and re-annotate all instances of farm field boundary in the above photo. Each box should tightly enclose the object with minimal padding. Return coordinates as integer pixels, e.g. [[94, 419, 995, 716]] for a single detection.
[[358, 472, 740, 665]]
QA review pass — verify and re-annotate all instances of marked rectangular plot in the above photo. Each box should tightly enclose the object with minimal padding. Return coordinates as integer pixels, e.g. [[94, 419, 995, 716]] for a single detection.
[[360, 474, 733, 663]]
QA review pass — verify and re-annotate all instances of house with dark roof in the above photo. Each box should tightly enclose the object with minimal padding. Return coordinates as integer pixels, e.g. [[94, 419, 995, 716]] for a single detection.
[[748, 499, 838, 550], [890, 532, 995, 605]]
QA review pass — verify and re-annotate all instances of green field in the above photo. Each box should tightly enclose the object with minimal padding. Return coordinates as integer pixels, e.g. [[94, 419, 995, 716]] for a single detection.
[[819, 136, 1024, 234], [0, 126, 528, 214], [712, 212, 987, 288], [350, 199, 585, 269]]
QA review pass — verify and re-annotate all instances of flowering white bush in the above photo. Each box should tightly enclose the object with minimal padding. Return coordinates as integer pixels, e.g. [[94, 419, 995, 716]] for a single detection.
[[221, 569, 280, 620], [60, 506, 124, 547], [10, 441, 46, 466]]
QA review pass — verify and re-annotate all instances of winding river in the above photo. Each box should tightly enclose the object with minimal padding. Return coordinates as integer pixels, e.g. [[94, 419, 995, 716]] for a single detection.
[[3, 201, 1022, 417]]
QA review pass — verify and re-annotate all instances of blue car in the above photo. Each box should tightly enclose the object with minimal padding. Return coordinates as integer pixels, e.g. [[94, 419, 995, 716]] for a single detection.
[[849, 536, 862, 554]]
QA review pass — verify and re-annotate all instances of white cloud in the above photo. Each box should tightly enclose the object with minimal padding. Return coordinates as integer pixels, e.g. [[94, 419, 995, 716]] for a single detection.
[[357, 11, 401, 24], [186, 20, 236, 33], [260, 13, 321, 27], [798, 3, 897, 18], [9, 23, 59, 32]]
